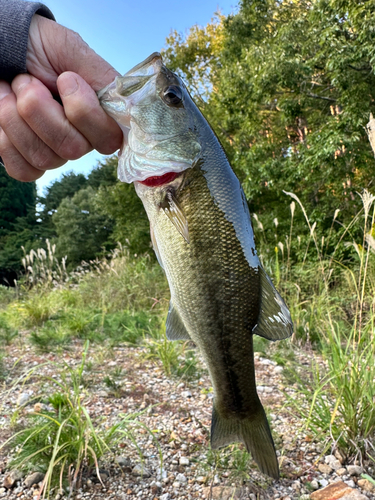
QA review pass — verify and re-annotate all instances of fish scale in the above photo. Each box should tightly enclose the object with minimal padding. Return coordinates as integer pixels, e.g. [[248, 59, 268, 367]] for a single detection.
[[99, 52, 293, 479]]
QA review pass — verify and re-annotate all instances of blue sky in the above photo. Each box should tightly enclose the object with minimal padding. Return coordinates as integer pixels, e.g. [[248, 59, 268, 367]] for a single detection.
[[36, 0, 238, 194]]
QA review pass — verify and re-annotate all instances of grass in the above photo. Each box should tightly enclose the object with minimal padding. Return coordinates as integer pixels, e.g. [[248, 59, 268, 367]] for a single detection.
[[257, 189, 375, 463], [1, 342, 159, 498], [1, 188, 375, 467]]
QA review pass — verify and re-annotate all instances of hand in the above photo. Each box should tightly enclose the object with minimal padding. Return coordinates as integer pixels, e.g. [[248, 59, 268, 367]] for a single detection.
[[0, 15, 122, 181]]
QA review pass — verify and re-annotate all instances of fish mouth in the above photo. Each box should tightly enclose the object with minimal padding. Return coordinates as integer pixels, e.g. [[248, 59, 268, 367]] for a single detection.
[[138, 171, 179, 187], [97, 52, 162, 108]]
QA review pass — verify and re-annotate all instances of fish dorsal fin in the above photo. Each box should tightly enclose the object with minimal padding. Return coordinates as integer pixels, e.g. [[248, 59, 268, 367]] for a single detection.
[[161, 191, 190, 243], [166, 301, 191, 341], [252, 267, 293, 341]]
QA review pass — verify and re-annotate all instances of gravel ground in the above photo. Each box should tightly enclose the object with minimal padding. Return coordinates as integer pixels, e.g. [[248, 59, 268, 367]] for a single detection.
[[0, 341, 374, 500]]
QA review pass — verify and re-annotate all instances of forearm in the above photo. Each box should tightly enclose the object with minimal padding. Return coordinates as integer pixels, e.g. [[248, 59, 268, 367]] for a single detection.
[[0, 0, 55, 82]]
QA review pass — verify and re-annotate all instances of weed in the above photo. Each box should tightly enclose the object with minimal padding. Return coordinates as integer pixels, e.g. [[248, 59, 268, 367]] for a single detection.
[[2, 342, 160, 498], [143, 330, 200, 380], [29, 325, 73, 352], [0, 315, 18, 345]]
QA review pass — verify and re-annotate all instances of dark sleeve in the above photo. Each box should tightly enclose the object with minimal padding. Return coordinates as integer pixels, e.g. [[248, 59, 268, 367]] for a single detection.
[[0, 0, 55, 82]]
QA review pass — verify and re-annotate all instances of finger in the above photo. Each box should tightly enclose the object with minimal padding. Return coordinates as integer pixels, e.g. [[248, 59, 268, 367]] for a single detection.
[[0, 130, 46, 182], [0, 81, 68, 170], [11, 74, 92, 161], [28, 16, 121, 92], [57, 72, 122, 154]]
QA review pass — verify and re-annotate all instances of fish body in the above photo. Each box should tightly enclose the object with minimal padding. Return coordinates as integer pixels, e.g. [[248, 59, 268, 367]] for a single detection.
[[99, 53, 293, 479]]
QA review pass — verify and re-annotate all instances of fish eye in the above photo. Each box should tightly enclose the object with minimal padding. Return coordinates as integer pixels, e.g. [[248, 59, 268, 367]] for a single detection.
[[163, 85, 183, 106]]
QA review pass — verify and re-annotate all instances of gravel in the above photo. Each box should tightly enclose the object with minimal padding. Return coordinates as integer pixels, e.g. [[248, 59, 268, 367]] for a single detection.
[[0, 341, 374, 499]]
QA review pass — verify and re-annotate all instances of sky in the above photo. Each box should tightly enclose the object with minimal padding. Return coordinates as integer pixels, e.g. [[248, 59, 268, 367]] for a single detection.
[[36, 0, 238, 195]]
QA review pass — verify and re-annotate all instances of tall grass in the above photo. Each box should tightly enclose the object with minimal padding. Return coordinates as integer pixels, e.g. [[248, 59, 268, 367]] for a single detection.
[[254, 188, 375, 462]]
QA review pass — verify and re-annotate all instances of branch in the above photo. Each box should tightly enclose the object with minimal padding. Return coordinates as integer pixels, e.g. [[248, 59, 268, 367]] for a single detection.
[[306, 93, 336, 102], [366, 113, 375, 156]]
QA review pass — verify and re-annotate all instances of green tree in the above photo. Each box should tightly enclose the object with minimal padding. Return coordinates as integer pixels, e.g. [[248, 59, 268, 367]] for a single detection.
[[0, 166, 37, 284], [93, 157, 151, 255], [52, 187, 114, 268], [164, 0, 375, 241]]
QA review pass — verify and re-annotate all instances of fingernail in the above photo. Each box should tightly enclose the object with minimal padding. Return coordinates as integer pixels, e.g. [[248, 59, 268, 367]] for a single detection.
[[0, 85, 11, 101], [12, 74, 32, 94], [58, 73, 79, 97]]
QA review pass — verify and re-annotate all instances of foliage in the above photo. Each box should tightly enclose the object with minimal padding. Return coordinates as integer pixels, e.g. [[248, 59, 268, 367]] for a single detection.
[[0, 166, 37, 284], [2, 343, 155, 498], [143, 330, 200, 380], [52, 187, 114, 268], [164, 0, 375, 239]]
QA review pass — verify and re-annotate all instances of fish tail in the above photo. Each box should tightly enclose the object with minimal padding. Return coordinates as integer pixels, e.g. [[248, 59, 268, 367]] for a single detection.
[[211, 404, 279, 480]]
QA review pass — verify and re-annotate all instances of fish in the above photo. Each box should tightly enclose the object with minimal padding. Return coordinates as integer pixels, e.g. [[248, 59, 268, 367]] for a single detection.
[[98, 53, 293, 479]]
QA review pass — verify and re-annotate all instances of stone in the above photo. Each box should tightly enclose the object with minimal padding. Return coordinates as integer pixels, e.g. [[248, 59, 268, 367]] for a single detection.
[[202, 486, 239, 499], [24, 472, 45, 488], [132, 464, 151, 478], [325, 455, 343, 471], [340, 493, 368, 500], [179, 456, 190, 466], [175, 473, 187, 483], [336, 468, 347, 476], [115, 456, 131, 468], [17, 392, 30, 406], [3, 469, 24, 489], [319, 463, 333, 474], [160, 494, 170, 500], [310, 481, 355, 500], [196, 476, 207, 484], [346, 465, 362, 476], [311, 480, 319, 490], [358, 478, 375, 492]]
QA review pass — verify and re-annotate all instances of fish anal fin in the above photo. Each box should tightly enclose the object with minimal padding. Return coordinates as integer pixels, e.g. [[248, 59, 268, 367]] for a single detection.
[[211, 404, 279, 480], [166, 301, 191, 341], [161, 191, 190, 243], [252, 267, 293, 341]]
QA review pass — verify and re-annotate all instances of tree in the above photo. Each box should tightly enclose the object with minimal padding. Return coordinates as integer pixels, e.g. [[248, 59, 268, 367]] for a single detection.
[[164, 0, 375, 241], [52, 187, 114, 268], [0, 166, 37, 284]]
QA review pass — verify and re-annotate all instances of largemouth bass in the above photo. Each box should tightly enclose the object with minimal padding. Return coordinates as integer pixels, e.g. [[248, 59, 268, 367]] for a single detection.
[[98, 53, 293, 479]]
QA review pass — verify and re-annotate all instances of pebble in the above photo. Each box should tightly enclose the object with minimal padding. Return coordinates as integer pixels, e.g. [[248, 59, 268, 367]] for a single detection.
[[311, 480, 319, 490], [347, 465, 363, 476], [179, 456, 190, 466], [16, 392, 30, 406], [319, 463, 333, 474], [24, 472, 44, 488], [115, 456, 132, 467], [131, 464, 151, 478], [175, 473, 187, 483], [3, 470, 23, 489], [160, 494, 170, 500], [358, 478, 375, 492]]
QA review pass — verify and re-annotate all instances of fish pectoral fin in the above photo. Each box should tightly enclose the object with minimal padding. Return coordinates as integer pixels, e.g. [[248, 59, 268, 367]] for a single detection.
[[166, 301, 191, 341], [150, 225, 164, 270], [211, 404, 279, 480], [252, 267, 293, 341], [161, 191, 190, 243]]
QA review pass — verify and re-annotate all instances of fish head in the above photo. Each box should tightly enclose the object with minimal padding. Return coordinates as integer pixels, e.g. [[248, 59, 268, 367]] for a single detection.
[[98, 53, 202, 183]]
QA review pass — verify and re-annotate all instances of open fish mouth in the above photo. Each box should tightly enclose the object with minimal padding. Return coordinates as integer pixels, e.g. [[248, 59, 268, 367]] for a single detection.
[[98, 53, 201, 184], [98, 53, 162, 132]]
